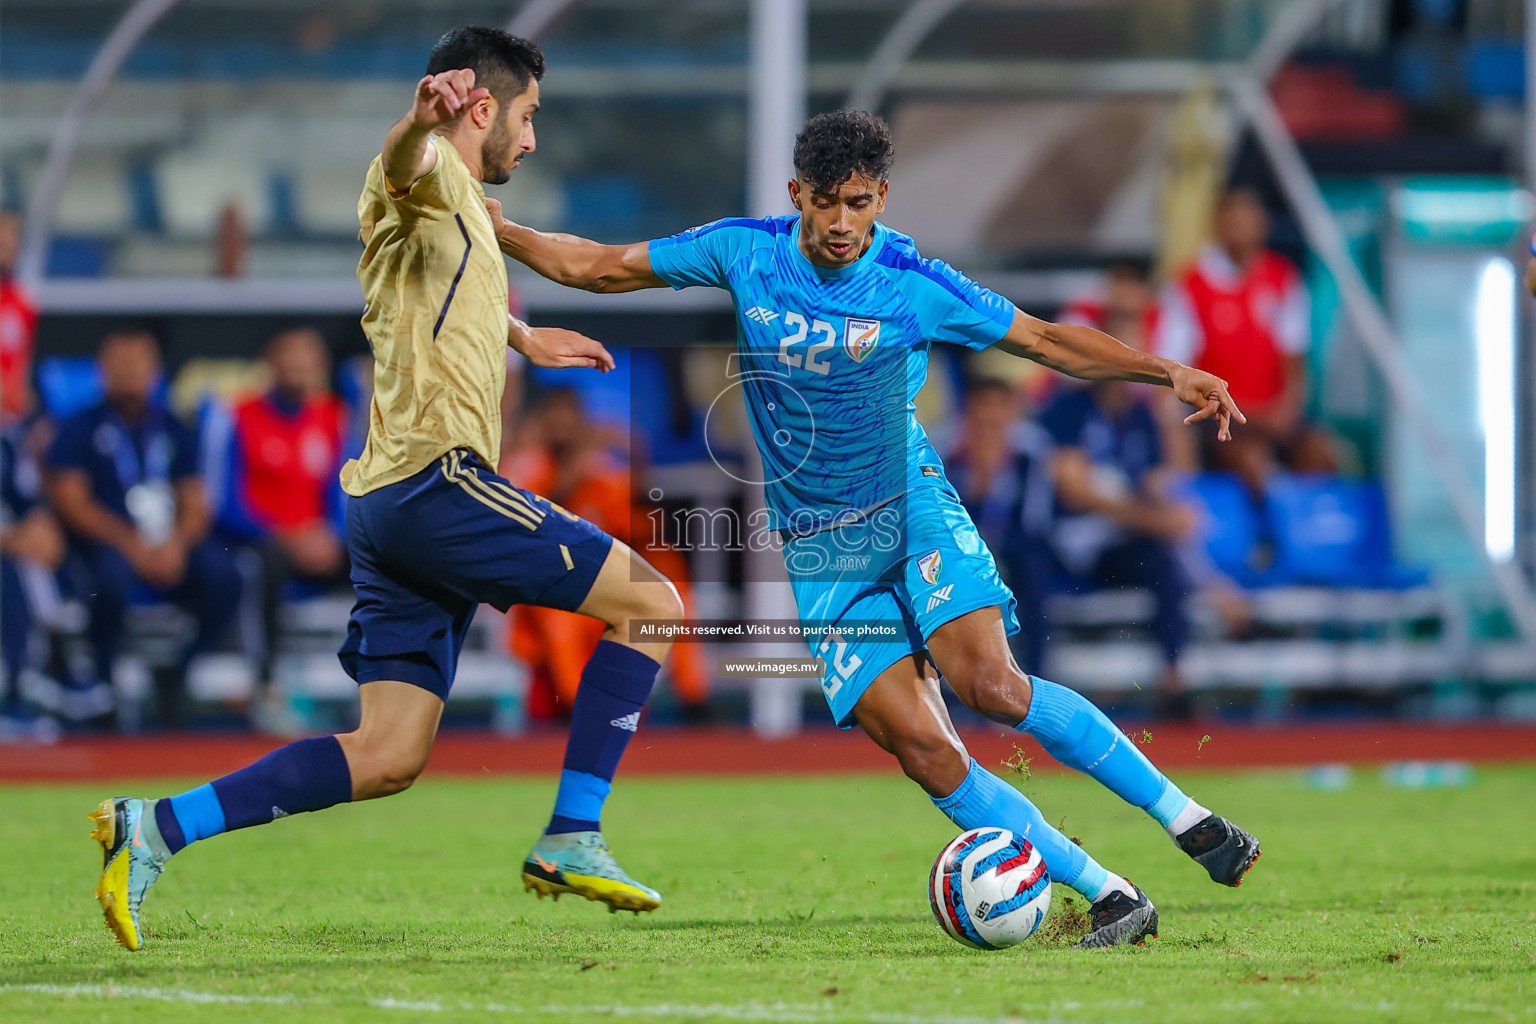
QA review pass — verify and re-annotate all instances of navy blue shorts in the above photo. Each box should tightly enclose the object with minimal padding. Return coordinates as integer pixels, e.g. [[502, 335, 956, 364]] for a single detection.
[[338, 449, 614, 698]]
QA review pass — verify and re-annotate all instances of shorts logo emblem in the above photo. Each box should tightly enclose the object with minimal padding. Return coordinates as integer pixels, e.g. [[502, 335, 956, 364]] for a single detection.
[[925, 584, 954, 614], [918, 549, 943, 586]]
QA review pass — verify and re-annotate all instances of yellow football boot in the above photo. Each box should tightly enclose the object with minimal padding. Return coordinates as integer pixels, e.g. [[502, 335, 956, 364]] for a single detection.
[[522, 831, 661, 914]]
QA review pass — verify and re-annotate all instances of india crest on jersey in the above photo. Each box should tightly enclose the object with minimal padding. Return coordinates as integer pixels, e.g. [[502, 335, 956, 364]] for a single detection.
[[844, 317, 881, 363], [918, 549, 943, 586]]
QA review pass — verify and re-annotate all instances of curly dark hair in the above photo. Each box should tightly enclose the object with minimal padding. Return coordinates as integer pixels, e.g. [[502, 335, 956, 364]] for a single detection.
[[427, 27, 544, 106], [793, 110, 895, 193]]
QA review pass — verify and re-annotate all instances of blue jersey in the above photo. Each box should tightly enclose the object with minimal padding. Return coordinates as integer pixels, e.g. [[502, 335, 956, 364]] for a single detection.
[[649, 215, 1015, 534]]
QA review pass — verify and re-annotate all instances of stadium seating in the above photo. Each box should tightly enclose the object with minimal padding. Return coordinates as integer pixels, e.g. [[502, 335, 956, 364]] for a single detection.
[[1039, 471, 1450, 695]]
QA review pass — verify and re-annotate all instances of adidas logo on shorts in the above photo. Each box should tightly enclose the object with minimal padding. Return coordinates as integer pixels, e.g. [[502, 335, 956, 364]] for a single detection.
[[610, 711, 641, 732]]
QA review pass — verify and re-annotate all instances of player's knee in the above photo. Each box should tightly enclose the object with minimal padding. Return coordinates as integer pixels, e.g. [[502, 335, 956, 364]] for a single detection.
[[956, 659, 1032, 725], [641, 579, 684, 623], [889, 729, 967, 797], [350, 742, 429, 799]]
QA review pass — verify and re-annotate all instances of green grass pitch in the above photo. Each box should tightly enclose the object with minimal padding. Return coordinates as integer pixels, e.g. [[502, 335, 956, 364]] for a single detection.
[[1, 763, 1531, 1023]]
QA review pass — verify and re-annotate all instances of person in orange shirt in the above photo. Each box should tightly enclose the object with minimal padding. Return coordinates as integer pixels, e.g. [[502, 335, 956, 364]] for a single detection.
[[501, 387, 708, 717]]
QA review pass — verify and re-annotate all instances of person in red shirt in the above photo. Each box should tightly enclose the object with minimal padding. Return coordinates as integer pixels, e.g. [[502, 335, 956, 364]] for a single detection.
[[219, 327, 350, 704], [0, 211, 38, 425], [1156, 188, 1334, 492]]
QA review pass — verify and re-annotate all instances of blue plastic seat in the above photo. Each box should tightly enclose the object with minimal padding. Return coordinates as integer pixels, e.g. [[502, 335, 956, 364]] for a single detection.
[[1180, 472, 1269, 587], [1264, 474, 1427, 589], [36, 357, 104, 420]]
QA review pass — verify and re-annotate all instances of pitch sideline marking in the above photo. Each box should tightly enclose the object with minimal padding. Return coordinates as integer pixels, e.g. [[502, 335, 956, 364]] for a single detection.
[[3, 984, 1530, 1023], [0, 984, 1104, 1024]]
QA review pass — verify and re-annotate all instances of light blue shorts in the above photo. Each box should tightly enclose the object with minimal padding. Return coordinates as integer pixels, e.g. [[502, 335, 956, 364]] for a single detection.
[[783, 484, 1019, 728]]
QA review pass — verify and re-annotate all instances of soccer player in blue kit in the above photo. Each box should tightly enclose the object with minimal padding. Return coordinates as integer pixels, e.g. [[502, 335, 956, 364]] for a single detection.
[[493, 110, 1262, 948]]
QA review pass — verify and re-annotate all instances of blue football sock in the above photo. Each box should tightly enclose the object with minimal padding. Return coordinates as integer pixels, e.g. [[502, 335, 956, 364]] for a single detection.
[[156, 736, 352, 855], [1020, 677, 1198, 830], [547, 640, 659, 835], [932, 758, 1122, 901]]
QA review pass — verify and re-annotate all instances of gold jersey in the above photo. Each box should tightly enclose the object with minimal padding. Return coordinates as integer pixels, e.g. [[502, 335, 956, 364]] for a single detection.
[[342, 134, 509, 497]]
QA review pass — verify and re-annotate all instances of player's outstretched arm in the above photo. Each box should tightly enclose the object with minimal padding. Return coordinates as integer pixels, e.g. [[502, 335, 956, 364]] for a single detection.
[[507, 316, 616, 373], [1000, 310, 1247, 441], [382, 69, 489, 193], [486, 198, 665, 294]]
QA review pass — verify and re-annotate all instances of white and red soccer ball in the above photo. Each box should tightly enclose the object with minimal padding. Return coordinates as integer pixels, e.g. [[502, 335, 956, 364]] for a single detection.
[[929, 827, 1052, 949]]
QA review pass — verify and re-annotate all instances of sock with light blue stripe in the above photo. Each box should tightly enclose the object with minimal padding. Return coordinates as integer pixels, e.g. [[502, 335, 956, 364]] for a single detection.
[[1020, 677, 1206, 834], [931, 758, 1128, 902], [546, 641, 659, 835], [155, 736, 353, 855]]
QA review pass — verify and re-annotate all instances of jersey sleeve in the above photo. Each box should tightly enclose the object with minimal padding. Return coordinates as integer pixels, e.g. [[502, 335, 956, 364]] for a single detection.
[[46, 414, 92, 473], [895, 256, 1016, 350], [381, 136, 466, 213], [647, 219, 762, 290], [169, 416, 199, 482]]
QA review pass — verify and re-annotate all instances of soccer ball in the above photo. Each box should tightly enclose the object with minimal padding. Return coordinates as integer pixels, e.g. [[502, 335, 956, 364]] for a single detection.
[[928, 827, 1051, 949]]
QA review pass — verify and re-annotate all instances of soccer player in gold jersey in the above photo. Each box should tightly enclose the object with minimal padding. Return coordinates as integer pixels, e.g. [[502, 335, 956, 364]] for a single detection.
[[89, 28, 678, 951]]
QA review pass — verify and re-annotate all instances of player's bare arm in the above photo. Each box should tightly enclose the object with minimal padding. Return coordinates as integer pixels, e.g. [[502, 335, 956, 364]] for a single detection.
[[999, 311, 1246, 441], [485, 197, 663, 293], [507, 314, 615, 372], [381, 68, 489, 192]]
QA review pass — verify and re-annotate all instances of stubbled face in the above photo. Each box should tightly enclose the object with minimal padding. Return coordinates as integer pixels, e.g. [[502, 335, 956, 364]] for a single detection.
[[481, 80, 539, 185], [1215, 191, 1268, 261], [789, 172, 888, 269], [99, 333, 160, 405], [267, 328, 330, 397]]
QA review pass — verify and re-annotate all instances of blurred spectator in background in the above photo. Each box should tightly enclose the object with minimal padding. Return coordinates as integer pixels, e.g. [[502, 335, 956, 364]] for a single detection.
[[1060, 261, 1196, 471], [0, 211, 37, 425], [214, 201, 248, 279], [1039, 377, 1195, 717], [45, 329, 241, 727], [502, 387, 709, 719], [946, 378, 1054, 675], [1156, 187, 1335, 494], [1, 426, 64, 742], [218, 327, 349, 713]]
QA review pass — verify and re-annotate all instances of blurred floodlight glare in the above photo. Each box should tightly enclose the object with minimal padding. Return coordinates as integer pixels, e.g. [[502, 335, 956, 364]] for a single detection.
[[1474, 257, 1516, 563]]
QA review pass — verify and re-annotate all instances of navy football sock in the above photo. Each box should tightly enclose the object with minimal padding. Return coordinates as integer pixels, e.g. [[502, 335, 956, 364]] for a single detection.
[[547, 641, 659, 835], [157, 736, 353, 854]]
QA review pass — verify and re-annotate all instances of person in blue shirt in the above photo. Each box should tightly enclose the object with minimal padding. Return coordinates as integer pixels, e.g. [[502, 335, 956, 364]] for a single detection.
[[1, 423, 64, 740], [45, 329, 241, 727], [1039, 379, 1197, 716], [493, 110, 1261, 947], [944, 378, 1055, 677]]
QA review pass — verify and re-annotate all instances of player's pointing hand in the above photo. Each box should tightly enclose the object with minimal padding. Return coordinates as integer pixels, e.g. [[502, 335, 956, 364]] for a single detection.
[[1169, 364, 1246, 442], [412, 68, 490, 130]]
